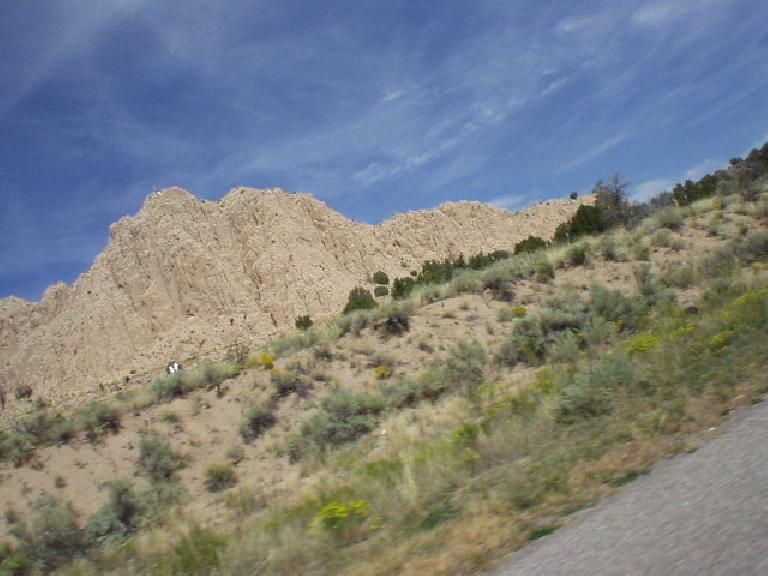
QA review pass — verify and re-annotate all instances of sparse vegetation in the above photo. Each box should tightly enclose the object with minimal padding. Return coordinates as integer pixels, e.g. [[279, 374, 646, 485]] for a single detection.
[[13, 384, 32, 401], [10, 494, 82, 572], [205, 464, 238, 492], [2, 144, 768, 576], [137, 433, 185, 482], [299, 388, 384, 450], [78, 403, 121, 441], [240, 403, 277, 443]]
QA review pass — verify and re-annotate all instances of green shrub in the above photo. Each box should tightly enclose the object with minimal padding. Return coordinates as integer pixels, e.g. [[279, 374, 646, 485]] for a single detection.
[[383, 370, 449, 409], [84, 480, 139, 546], [149, 363, 238, 402], [373, 285, 389, 297], [0, 544, 31, 575], [391, 277, 416, 300], [300, 389, 383, 449], [548, 330, 581, 364], [633, 264, 672, 308], [655, 207, 683, 230], [134, 480, 187, 517], [565, 243, 589, 267], [225, 444, 245, 464], [240, 404, 277, 443], [152, 526, 225, 576], [514, 236, 549, 254], [534, 257, 555, 283], [295, 315, 313, 331], [343, 287, 377, 315], [588, 285, 643, 330], [78, 403, 121, 441], [662, 261, 696, 288], [138, 434, 185, 482], [13, 384, 32, 401], [700, 247, 736, 279], [14, 494, 83, 571], [557, 354, 639, 423], [441, 340, 487, 395], [150, 374, 185, 402], [0, 430, 36, 467], [654, 229, 685, 250], [597, 236, 620, 261], [271, 368, 311, 398], [630, 242, 651, 261], [734, 232, 768, 263], [205, 464, 238, 493], [17, 410, 73, 446], [554, 204, 606, 242], [372, 271, 389, 285], [497, 318, 547, 367]]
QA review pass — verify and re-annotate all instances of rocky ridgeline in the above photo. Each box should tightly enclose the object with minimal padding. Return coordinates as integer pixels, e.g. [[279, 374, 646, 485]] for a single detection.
[[0, 187, 586, 404]]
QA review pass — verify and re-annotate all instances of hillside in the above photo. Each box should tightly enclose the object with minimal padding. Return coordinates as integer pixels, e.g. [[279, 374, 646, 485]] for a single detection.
[[0, 188, 586, 408], [0, 170, 766, 575]]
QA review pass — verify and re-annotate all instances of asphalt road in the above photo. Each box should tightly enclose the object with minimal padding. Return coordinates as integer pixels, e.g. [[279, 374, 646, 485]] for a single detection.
[[493, 401, 768, 576]]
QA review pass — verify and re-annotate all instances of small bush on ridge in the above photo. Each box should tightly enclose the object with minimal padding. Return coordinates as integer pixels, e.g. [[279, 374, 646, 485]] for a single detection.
[[205, 464, 238, 492]]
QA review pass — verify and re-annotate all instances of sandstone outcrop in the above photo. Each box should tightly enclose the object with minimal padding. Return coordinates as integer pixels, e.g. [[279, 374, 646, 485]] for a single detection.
[[0, 187, 586, 403]]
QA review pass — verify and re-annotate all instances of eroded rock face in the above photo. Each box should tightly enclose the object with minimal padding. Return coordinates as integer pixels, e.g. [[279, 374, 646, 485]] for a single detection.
[[0, 187, 586, 402]]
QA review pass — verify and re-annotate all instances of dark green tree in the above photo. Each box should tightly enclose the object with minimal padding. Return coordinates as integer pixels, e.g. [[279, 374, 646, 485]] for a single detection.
[[372, 271, 389, 285], [553, 205, 605, 242], [295, 315, 313, 331], [514, 236, 549, 254], [343, 287, 377, 314]]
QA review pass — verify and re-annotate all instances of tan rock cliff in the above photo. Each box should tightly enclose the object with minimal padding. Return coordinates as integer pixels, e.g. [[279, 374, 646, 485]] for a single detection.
[[0, 187, 586, 403]]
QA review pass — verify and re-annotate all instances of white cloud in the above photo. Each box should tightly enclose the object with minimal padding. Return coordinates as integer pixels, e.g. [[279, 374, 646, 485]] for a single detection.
[[631, 2, 682, 27], [489, 194, 525, 211], [631, 156, 725, 202], [556, 134, 627, 175], [631, 178, 675, 202], [380, 90, 406, 103], [684, 159, 722, 181], [541, 77, 569, 97], [556, 16, 602, 34]]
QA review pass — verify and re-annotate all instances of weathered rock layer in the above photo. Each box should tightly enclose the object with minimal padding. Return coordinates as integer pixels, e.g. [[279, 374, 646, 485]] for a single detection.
[[0, 187, 585, 401]]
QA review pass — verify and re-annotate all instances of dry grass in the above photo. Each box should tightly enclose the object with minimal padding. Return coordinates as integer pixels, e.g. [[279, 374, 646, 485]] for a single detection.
[[1, 190, 767, 575]]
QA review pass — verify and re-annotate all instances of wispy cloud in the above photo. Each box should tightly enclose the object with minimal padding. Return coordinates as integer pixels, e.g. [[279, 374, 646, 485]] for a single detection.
[[556, 134, 627, 176], [631, 178, 675, 201], [489, 194, 525, 211], [556, 15, 604, 34], [632, 157, 726, 202], [2, 0, 768, 298], [684, 159, 722, 181], [631, 1, 685, 27]]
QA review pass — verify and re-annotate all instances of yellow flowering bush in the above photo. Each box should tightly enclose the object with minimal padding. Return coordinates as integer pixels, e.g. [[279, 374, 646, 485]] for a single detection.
[[246, 350, 274, 369], [510, 305, 527, 317], [627, 333, 661, 354], [374, 365, 392, 379], [314, 500, 368, 532], [709, 330, 734, 350]]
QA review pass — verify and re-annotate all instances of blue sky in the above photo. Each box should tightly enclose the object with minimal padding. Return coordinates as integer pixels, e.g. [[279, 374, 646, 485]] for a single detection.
[[1, 0, 767, 300]]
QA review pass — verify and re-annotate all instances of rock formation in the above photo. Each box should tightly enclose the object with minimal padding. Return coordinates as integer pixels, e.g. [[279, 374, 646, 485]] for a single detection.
[[0, 187, 586, 403]]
